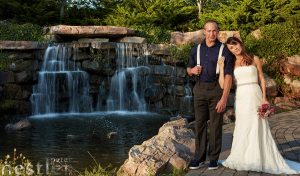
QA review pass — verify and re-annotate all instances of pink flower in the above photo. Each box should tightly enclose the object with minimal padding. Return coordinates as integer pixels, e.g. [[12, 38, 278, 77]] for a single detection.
[[257, 103, 275, 119]]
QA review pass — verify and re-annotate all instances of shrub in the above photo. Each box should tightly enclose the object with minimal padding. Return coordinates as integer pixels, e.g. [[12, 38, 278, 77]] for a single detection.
[[0, 22, 44, 41], [169, 44, 194, 64], [134, 25, 171, 44], [245, 21, 300, 89]]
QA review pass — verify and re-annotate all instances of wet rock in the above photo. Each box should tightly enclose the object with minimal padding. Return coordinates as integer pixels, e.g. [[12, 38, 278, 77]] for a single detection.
[[5, 119, 32, 132], [118, 37, 147, 44], [107, 131, 118, 139]]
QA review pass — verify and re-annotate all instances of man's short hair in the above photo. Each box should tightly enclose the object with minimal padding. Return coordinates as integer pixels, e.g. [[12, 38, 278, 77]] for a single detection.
[[204, 19, 219, 30]]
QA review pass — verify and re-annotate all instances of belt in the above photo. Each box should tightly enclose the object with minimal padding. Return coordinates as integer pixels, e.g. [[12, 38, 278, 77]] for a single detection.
[[237, 82, 258, 86]]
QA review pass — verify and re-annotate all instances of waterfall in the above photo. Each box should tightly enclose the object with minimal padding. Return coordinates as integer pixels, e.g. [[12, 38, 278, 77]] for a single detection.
[[106, 43, 150, 112], [30, 45, 92, 115], [182, 83, 193, 114]]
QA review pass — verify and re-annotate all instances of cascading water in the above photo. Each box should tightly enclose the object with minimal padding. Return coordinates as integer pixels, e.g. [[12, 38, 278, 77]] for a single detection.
[[30, 45, 92, 115], [182, 82, 193, 114], [106, 43, 150, 112]]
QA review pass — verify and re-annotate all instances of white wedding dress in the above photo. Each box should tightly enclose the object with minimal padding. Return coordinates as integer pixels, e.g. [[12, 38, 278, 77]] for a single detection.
[[221, 65, 300, 174]]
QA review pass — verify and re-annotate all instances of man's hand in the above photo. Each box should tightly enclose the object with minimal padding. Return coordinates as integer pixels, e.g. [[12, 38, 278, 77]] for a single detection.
[[192, 65, 202, 75], [216, 97, 227, 113]]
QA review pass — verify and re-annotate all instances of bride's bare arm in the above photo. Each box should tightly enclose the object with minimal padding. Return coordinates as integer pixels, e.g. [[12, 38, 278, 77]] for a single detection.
[[218, 57, 225, 89], [254, 56, 268, 104]]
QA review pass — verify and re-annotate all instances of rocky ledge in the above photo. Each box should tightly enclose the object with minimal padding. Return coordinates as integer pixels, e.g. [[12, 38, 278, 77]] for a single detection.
[[47, 25, 135, 39], [117, 118, 195, 176]]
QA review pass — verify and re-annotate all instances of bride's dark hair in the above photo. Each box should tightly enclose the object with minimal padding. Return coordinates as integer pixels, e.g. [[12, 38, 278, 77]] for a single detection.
[[226, 37, 253, 66]]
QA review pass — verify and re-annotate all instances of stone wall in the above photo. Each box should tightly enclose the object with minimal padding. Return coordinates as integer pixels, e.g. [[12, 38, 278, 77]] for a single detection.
[[0, 40, 191, 118]]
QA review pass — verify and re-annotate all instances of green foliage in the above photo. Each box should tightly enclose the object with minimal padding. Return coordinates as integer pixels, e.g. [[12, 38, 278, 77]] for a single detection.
[[0, 52, 11, 71], [80, 152, 116, 176], [0, 0, 60, 25], [245, 21, 300, 86], [82, 164, 116, 176], [134, 25, 171, 44], [169, 44, 194, 64], [105, 0, 198, 31], [199, 0, 300, 35], [245, 21, 300, 59], [0, 22, 44, 41]]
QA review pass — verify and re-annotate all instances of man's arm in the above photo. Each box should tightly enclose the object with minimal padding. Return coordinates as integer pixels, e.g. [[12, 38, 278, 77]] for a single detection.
[[216, 74, 232, 113]]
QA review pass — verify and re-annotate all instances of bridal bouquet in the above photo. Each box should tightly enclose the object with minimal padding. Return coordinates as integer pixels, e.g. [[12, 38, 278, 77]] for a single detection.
[[257, 103, 275, 119]]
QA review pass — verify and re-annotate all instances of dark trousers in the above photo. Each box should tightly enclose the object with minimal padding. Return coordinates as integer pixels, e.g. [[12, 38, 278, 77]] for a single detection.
[[193, 81, 223, 162]]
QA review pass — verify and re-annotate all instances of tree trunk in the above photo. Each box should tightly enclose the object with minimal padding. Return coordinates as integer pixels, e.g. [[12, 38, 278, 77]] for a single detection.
[[60, 0, 67, 23], [197, 0, 203, 19]]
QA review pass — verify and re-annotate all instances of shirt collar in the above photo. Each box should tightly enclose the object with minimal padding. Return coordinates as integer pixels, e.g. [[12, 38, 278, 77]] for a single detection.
[[202, 39, 221, 48]]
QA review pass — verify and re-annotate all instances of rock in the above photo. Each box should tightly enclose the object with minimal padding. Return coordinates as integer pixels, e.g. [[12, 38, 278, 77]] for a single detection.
[[170, 30, 205, 45], [5, 119, 32, 132], [287, 55, 300, 65], [283, 75, 300, 98], [144, 85, 166, 103], [250, 29, 262, 39], [0, 41, 47, 50], [15, 71, 33, 83], [78, 38, 109, 43], [0, 71, 15, 84], [148, 44, 170, 55], [117, 118, 195, 176], [264, 74, 278, 97], [274, 97, 300, 110], [170, 30, 240, 45], [280, 59, 300, 77], [107, 131, 118, 139], [118, 37, 147, 44], [48, 25, 135, 38], [223, 108, 235, 124]]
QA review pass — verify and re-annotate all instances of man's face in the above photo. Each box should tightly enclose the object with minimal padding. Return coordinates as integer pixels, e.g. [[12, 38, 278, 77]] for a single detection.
[[204, 22, 219, 43]]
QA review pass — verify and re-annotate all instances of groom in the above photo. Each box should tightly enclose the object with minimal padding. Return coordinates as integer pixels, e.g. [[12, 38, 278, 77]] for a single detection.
[[186, 19, 234, 170]]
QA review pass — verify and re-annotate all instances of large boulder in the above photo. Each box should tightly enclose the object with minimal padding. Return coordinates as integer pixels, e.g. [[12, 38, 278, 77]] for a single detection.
[[264, 74, 278, 97], [170, 30, 240, 45], [117, 118, 195, 176], [280, 55, 300, 77], [48, 25, 135, 40], [274, 97, 300, 110], [283, 75, 300, 99], [5, 119, 32, 132]]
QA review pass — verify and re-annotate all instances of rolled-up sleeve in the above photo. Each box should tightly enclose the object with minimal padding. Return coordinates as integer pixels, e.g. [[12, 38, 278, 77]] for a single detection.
[[223, 46, 234, 76]]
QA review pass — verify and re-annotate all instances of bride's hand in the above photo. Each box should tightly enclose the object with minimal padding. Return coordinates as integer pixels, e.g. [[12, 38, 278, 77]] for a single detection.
[[218, 56, 225, 68], [262, 99, 269, 105]]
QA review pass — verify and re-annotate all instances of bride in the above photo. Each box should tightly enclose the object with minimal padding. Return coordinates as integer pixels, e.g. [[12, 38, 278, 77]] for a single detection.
[[218, 36, 300, 174]]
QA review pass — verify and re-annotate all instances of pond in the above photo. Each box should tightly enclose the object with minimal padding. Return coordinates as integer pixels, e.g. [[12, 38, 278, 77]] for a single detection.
[[0, 112, 169, 174]]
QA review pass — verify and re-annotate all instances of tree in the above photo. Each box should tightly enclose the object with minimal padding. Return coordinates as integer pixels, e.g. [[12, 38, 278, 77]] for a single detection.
[[105, 0, 198, 31], [199, 0, 300, 34]]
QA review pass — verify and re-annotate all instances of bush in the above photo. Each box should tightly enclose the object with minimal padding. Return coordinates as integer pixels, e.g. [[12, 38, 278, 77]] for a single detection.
[[169, 44, 194, 64], [134, 25, 171, 44], [245, 21, 300, 88], [245, 21, 300, 59], [0, 22, 44, 41]]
